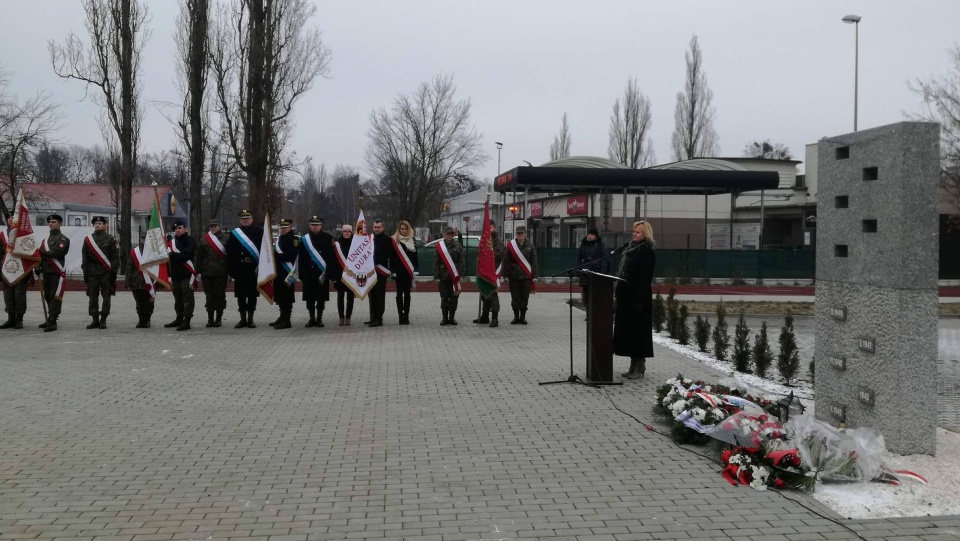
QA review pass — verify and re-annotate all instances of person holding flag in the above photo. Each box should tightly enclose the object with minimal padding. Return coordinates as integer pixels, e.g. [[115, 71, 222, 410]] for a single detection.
[[138, 189, 172, 294], [195, 218, 229, 327], [37, 214, 71, 332], [389, 220, 418, 325], [501, 225, 539, 325], [126, 231, 157, 328], [164, 220, 197, 331], [81, 216, 120, 329], [298, 215, 335, 328], [473, 205, 505, 328], [432, 225, 465, 326], [269, 218, 299, 330], [1, 190, 41, 330], [227, 210, 264, 328], [330, 224, 356, 326]]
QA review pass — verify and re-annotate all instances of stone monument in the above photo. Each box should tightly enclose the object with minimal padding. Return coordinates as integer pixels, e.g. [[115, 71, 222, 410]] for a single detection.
[[814, 121, 939, 455]]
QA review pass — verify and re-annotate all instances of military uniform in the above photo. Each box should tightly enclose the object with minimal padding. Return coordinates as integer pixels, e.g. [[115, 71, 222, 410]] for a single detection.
[[38, 215, 70, 332], [0, 223, 31, 330], [126, 235, 155, 328], [195, 220, 229, 327], [81, 217, 120, 329], [299, 217, 335, 328], [366, 230, 392, 326], [502, 233, 538, 325], [474, 231, 505, 327], [390, 233, 418, 325], [226, 211, 264, 328], [165, 223, 197, 331], [432, 231, 465, 325], [271, 220, 299, 329]]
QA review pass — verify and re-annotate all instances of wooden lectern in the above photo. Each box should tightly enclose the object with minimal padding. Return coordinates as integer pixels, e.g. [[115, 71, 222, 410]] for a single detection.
[[583, 270, 625, 383]]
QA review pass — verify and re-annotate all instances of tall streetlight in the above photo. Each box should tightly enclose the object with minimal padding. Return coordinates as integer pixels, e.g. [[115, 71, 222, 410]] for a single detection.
[[842, 14, 861, 132]]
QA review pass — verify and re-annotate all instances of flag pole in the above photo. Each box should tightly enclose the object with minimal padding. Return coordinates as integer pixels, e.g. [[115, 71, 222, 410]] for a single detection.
[[37, 273, 48, 322]]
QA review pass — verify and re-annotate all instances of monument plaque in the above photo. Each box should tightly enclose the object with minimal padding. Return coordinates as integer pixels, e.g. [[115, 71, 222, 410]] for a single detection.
[[829, 403, 847, 423], [857, 337, 876, 354], [858, 387, 876, 407], [829, 306, 847, 322], [828, 356, 846, 371]]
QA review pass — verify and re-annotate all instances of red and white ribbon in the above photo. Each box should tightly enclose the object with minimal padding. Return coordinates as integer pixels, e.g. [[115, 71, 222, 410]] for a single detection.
[[41, 239, 67, 300], [436, 240, 461, 293], [169, 237, 198, 289], [131, 247, 156, 299], [204, 231, 227, 259], [84, 235, 112, 271]]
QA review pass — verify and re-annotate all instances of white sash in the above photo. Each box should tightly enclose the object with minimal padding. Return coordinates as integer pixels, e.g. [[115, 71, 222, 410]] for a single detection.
[[204, 231, 226, 259], [169, 237, 198, 289], [84, 234, 112, 271], [231, 228, 259, 263], [131, 247, 156, 299], [41, 239, 67, 300], [508, 240, 533, 278], [275, 235, 298, 287], [302, 234, 327, 273], [436, 240, 461, 293]]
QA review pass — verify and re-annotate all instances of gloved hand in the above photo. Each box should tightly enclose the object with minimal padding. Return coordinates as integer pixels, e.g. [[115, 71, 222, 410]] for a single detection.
[[83, 274, 89, 286]]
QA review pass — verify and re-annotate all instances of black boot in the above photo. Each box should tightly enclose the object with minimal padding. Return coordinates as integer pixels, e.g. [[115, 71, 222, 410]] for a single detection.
[[177, 316, 192, 331], [235, 311, 248, 328], [98, 315, 108, 329], [13, 313, 24, 329], [489, 311, 499, 328], [214, 310, 223, 327], [268, 313, 283, 327], [510, 310, 520, 324], [396, 297, 405, 324], [136, 314, 148, 328], [39, 320, 47, 329], [316, 309, 325, 328], [448, 308, 458, 326], [0, 313, 14, 329], [247, 311, 256, 328], [205, 310, 215, 328], [305, 308, 317, 328], [44, 317, 57, 332], [164, 315, 184, 328], [473, 307, 489, 324], [402, 295, 411, 325], [519, 309, 528, 325], [440, 309, 449, 326], [86, 315, 100, 330], [621, 359, 638, 378], [274, 311, 292, 329]]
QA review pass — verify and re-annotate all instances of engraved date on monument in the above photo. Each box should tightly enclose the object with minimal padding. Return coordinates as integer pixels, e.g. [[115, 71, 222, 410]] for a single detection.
[[857, 337, 876, 353], [829, 306, 847, 321], [858, 387, 875, 407], [828, 356, 846, 371], [829, 403, 846, 422]]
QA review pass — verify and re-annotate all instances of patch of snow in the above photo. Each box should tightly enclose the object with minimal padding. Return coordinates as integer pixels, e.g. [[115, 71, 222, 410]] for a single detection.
[[161, 350, 169, 354], [180, 354, 193, 359]]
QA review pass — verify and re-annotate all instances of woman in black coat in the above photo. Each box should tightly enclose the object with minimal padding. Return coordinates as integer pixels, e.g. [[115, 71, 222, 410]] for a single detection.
[[331, 225, 356, 325], [613, 221, 656, 379]]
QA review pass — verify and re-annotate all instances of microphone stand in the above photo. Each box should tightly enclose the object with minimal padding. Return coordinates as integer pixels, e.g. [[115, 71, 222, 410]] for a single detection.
[[539, 250, 625, 388]]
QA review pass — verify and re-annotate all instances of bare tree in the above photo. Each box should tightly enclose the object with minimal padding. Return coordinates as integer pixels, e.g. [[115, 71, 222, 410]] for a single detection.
[[31, 143, 74, 183], [608, 78, 655, 168], [328, 164, 360, 227], [209, 0, 332, 219], [0, 65, 62, 215], [175, 0, 210, 234], [549, 112, 572, 161], [671, 35, 720, 161], [365, 74, 487, 226], [204, 138, 240, 224], [910, 44, 960, 215], [742, 140, 793, 160], [49, 0, 149, 269]]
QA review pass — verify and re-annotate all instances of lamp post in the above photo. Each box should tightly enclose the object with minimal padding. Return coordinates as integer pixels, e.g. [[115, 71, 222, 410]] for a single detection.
[[842, 14, 861, 132]]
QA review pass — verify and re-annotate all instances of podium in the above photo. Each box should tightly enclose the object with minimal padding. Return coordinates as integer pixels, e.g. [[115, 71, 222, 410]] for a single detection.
[[583, 270, 625, 383]]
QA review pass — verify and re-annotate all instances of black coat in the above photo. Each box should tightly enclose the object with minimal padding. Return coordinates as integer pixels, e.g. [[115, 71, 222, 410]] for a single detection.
[[226, 225, 264, 279], [389, 238, 419, 280], [576, 238, 609, 285], [168, 233, 197, 280], [328, 235, 353, 282], [613, 241, 656, 359]]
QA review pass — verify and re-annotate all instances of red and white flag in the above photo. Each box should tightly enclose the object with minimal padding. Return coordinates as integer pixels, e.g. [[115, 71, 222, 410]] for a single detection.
[[1, 189, 40, 286], [257, 214, 277, 304]]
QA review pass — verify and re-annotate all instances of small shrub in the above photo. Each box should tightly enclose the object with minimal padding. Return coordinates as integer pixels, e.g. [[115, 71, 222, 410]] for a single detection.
[[652, 293, 665, 332], [808, 359, 816, 385], [752, 321, 773, 378], [732, 311, 752, 373], [694, 315, 711, 352], [777, 314, 801, 386], [666, 287, 679, 338], [677, 305, 691, 345], [711, 303, 730, 362]]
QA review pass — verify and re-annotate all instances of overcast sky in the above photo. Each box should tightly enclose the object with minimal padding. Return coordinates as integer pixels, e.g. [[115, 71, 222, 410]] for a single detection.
[[2, 0, 958, 182]]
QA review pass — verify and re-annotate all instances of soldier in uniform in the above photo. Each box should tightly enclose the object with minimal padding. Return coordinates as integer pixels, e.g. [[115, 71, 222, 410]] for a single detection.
[[365, 219, 391, 327], [195, 218, 229, 327], [298, 215, 335, 328], [432, 225, 465, 326], [81, 215, 120, 329], [473, 222, 505, 328], [0, 213, 30, 329], [165, 220, 197, 331], [126, 231, 156, 328], [37, 214, 70, 332], [227, 210, 264, 328], [502, 225, 538, 325], [390, 220, 418, 325], [270, 218, 299, 330]]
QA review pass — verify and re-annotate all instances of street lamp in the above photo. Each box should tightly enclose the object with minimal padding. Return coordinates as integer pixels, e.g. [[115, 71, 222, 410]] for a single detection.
[[495, 141, 503, 174], [842, 14, 861, 132]]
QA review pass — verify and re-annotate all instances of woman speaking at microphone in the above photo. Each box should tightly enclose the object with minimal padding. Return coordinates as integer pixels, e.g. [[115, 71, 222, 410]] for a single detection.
[[614, 221, 656, 379]]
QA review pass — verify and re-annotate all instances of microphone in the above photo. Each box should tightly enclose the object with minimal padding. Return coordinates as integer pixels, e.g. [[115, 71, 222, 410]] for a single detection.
[[610, 242, 630, 254]]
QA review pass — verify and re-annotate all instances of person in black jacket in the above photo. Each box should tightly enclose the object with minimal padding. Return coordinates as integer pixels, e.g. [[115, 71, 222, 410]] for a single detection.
[[299, 215, 335, 328], [270, 218, 299, 329], [365, 219, 392, 327], [330, 225, 355, 325], [613, 221, 656, 379], [165, 220, 197, 331], [576, 227, 609, 313], [390, 220, 418, 325], [226, 210, 264, 328]]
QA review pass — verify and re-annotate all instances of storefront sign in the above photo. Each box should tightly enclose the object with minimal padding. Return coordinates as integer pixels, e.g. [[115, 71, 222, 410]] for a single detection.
[[566, 195, 587, 216], [529, 201, 543, 218]]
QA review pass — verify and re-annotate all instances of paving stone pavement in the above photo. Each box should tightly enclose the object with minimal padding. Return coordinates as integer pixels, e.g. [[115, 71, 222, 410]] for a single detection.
[[1, 292, 959, 541]]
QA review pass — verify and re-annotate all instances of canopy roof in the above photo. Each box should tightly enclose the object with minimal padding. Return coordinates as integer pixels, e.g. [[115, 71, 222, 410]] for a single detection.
[[493, 156, 780, 195]]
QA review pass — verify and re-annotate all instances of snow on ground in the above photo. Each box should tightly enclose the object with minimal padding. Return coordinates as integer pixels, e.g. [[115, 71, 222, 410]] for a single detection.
[[653, 331, 960, 519]]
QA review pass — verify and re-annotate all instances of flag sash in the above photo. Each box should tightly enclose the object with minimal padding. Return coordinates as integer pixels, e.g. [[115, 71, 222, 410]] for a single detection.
[[231, 228, 260, 263], [41, 239, 66, 300], [391, 237, 416, 278], [507, 240, 533, 279], [131, 247, 156, 299], [84, 235, 112, 271], [376, 264, 390, 277], [302, 234, 327, 273], [436, 241, 461, 293], [274, 235, 298, 287], [169, 237, 198, 289], [203, 231, 227, 259]]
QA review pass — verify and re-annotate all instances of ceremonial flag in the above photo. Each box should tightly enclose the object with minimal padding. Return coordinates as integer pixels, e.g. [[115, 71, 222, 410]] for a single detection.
[[257, 214, 277, 303], [140, 189, 170, 289], [334, 209, 377, 299], [475, 197, 499, 299], [1, 189, 40, 286]]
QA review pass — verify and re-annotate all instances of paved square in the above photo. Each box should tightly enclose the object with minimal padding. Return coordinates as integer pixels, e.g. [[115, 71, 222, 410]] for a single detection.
[[1, 291, 958, 540]]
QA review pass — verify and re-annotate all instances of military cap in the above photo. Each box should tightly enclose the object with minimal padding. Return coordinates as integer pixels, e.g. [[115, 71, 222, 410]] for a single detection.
[[46, 214, 64, 223], [91, 216, 108, 225], [278, 218, 293, 227], [308, 215, 323, 225], [172, 220, 185, 228], [208, 218, 220, 226], [442, 225, 455, 234], [238, 209, 253, 218], [515, 225, 527, 234]]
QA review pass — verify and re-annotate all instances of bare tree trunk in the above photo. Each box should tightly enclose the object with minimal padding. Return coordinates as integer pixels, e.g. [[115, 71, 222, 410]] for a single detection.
[[188, 0, 208, 233]]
